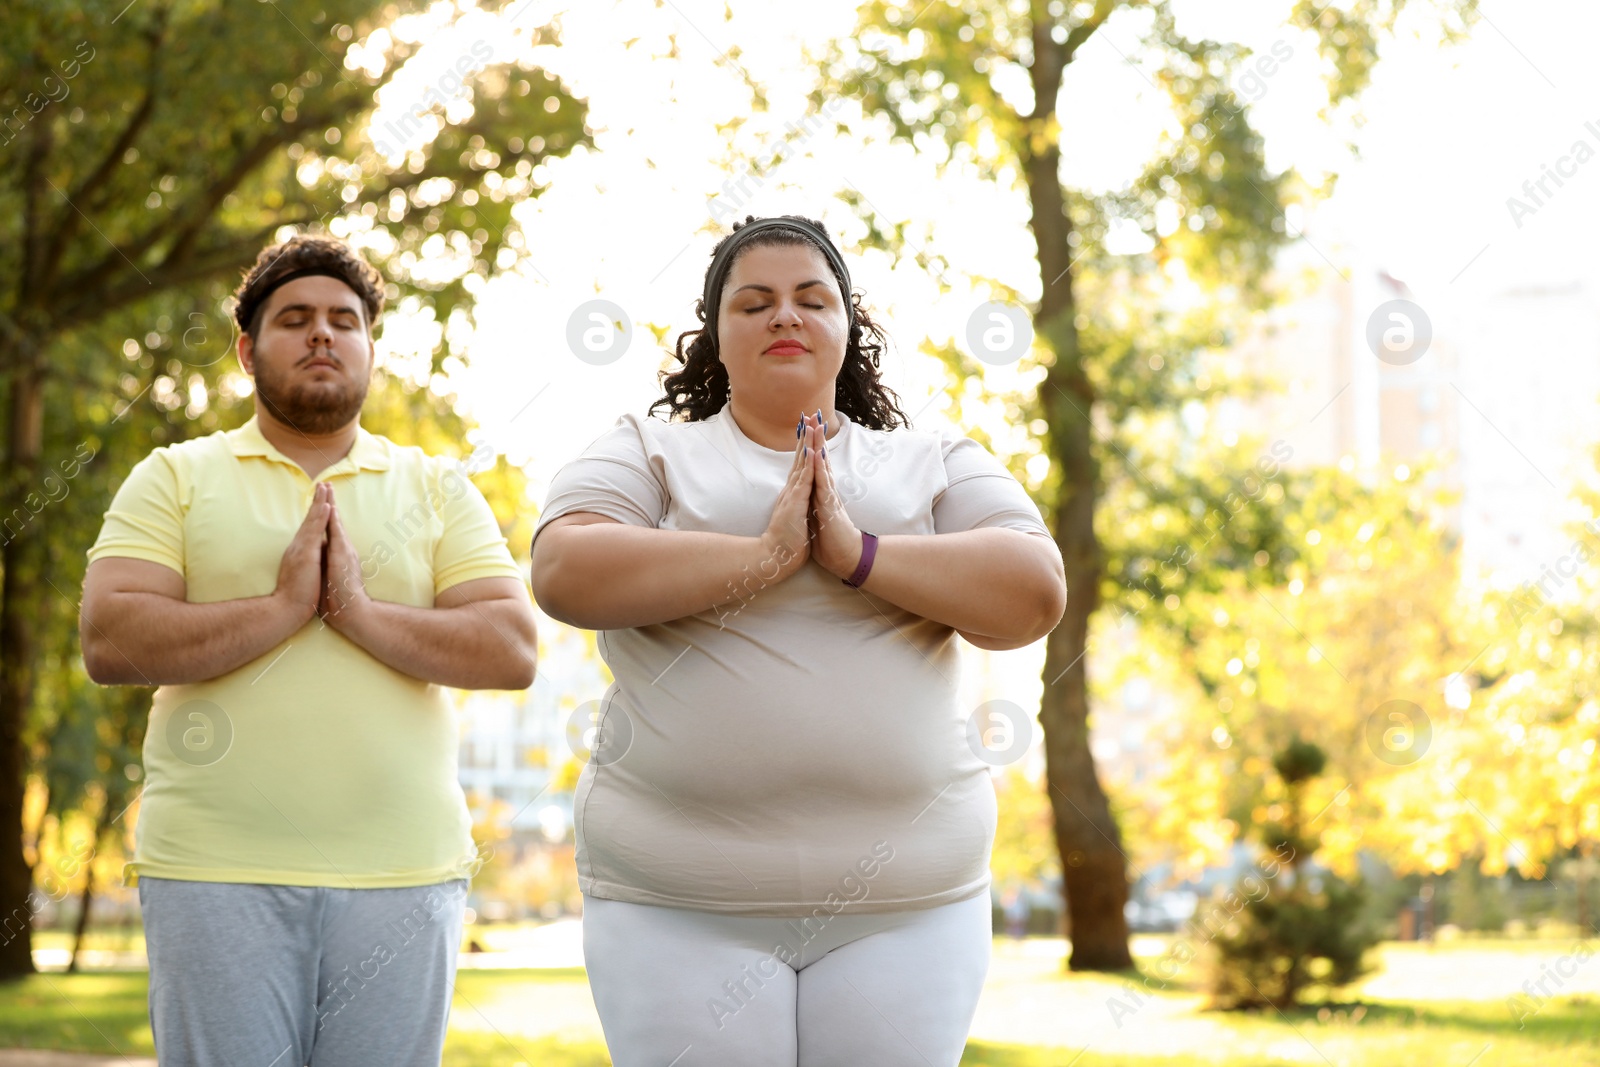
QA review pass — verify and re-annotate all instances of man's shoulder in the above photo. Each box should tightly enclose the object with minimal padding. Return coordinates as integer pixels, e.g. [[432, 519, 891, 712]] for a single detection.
[[361, 431, 495, 483], [136, 425, 240, 470]]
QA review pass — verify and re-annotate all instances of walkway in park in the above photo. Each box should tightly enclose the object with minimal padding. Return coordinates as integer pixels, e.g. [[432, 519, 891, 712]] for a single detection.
[[6, 929, 1600, 1064]]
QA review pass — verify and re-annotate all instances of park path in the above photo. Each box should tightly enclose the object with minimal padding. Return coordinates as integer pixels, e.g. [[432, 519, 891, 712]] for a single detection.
[[9, 928, 1600, 1064], [0, 1055, 154, 1066]]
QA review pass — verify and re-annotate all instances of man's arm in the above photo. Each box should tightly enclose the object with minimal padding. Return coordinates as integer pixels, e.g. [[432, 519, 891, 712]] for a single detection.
[[321, 495, 536, 689], [325, 576, 538, 691], [80, 484, 329, 686]]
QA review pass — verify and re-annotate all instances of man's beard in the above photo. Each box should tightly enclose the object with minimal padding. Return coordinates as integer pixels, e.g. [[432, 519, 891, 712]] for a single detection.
[[253, 353, 369, 435]]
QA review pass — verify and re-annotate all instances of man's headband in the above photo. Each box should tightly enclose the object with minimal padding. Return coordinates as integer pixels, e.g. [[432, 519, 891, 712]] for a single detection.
[[700, 217, 854, 348], [234, 267, 368, 332]]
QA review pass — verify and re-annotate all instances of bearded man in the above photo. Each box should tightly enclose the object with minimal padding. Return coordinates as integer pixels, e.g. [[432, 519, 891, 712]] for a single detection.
[[80, 235, 536, 1067]]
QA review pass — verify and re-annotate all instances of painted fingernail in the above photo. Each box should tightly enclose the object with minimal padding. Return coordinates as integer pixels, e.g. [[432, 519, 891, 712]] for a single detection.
[[796, 416, 803, 438]]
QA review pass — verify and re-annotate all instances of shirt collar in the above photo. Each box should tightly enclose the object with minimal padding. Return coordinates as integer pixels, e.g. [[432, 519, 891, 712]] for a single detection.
[[226, 413, 391, 474]]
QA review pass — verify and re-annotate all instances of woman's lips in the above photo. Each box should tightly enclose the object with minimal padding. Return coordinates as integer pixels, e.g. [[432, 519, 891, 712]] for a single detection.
[[764, 342, 807, 355]]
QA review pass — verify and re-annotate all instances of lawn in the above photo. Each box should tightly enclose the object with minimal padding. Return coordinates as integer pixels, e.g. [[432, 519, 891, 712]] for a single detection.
[[2, 941, 1598, 1065]]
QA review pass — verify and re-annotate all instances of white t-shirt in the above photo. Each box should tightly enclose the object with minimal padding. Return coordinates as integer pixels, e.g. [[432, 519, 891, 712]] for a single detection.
[[531, 402, 1054, 915]]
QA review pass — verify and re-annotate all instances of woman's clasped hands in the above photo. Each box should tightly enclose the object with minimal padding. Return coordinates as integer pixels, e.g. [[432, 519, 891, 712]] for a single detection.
[[758, 410, 866, 584]]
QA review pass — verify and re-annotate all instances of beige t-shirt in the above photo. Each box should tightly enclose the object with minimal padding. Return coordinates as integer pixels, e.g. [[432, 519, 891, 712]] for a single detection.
[[531, 402, 1054, 915]]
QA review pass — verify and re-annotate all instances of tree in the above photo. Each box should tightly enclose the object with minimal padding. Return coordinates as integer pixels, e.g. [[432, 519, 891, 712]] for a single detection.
[[1207, 737, 1376, 1010], [1122, 458, 1469, 881], [810, 0, 1478, 969], [0, 0, 588, 978]]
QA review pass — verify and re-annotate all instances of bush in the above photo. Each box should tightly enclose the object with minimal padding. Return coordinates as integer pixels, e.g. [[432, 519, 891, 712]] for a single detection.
[[1205, 737, 1379, 1010]]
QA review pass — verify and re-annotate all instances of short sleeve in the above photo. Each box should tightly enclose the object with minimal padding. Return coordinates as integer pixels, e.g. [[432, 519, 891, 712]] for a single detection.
[[530, 414, 668, 554], [932, 430, 1051, 538], [87, 449, 186, 575], [432, 460, 527, 597]]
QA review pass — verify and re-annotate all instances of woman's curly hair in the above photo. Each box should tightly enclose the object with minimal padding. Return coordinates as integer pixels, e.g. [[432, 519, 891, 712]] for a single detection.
[[649, 215, 910, 430]]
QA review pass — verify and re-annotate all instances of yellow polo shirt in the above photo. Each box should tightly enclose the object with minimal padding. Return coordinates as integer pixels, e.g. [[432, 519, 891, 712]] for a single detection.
[[87, 414, 526, 888]]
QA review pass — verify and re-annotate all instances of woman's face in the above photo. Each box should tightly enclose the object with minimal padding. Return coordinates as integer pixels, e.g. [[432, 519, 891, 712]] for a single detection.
[[715, 242, 848, 408]]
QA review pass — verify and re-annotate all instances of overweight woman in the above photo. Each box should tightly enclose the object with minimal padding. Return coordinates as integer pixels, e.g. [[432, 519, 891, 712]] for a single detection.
[[529, 214, 1067, 1066]]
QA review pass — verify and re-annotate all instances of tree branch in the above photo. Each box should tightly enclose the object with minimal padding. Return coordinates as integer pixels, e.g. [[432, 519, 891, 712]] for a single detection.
[[1063, 0, 1123, 63]]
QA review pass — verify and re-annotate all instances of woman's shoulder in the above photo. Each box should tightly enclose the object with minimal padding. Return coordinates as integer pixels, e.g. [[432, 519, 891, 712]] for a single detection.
[[851, 414, 975, 459]]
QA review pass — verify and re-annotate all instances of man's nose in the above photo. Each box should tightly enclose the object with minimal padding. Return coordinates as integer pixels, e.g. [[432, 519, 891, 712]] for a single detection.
[[307, 315, 335, 346]]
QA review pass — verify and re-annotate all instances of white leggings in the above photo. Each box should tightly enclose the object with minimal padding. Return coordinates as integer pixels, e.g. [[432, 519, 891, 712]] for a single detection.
[[580, 892, 992, 1067]]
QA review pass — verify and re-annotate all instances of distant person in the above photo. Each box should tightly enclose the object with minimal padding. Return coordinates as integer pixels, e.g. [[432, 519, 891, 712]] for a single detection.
[[530, 214, 1066, 1065], [80, 235, 537, 1067]]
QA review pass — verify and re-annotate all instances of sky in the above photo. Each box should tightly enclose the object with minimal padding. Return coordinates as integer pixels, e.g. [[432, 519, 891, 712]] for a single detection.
[[349, 0, 1600, 715]]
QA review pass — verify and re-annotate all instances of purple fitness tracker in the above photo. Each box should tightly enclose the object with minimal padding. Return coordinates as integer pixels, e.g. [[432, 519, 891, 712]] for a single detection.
[[842, 531, 878, 588]]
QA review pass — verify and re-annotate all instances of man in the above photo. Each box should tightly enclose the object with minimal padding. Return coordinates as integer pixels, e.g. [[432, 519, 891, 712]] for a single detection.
[[80, 234, 537, 1066]]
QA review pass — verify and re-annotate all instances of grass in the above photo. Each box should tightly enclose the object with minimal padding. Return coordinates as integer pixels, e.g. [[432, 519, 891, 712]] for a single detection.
[[2, 952, 1598, 1065]]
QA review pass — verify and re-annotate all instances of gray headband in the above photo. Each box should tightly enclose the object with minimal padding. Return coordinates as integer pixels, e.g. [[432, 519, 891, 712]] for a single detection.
[[700, 217, 854, 349]]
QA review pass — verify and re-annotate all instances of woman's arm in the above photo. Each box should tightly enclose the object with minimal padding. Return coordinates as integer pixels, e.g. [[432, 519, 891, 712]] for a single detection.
[[530, 430, 817, 630], [804, 417, 1066, 649], [852, 528, 1066, 650]]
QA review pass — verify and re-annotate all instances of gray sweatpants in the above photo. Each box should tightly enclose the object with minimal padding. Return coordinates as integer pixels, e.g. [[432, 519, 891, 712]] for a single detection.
[[581, 892, 992, 1066], [138, 875, 467, 1067]]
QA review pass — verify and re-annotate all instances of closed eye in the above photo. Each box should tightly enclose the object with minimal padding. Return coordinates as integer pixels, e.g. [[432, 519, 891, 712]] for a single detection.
[[743, 304, 826, 313]]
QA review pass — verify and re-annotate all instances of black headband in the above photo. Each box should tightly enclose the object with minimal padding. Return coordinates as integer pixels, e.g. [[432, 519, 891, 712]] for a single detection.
[[235, 267, 367, 332], [700, 217, 854, 349]]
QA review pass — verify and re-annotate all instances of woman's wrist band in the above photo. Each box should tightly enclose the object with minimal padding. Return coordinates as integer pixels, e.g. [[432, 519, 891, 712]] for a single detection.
[[842, 531, 878, 588]]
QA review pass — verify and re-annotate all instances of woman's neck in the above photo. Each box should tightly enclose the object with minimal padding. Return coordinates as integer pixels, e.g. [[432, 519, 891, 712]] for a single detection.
[[727, 394, 839, 451]]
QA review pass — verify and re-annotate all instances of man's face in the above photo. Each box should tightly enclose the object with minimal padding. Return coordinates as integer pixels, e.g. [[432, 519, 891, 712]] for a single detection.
[[238, 274, 374, 435]]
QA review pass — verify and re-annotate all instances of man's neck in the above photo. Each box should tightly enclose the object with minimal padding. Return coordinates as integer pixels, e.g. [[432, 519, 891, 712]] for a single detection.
[[254, 402, 358, 480]]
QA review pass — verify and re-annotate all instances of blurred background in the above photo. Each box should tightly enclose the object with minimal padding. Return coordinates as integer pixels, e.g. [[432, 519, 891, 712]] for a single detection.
[[5, 0, 1600, 1063]]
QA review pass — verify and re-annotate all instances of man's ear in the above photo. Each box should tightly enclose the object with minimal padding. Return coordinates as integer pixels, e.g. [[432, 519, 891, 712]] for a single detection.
[[237, 329, 255, 376]]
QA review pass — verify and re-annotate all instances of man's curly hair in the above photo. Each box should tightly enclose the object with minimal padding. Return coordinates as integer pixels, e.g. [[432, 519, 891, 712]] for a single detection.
[[232, 235, 385, 342]]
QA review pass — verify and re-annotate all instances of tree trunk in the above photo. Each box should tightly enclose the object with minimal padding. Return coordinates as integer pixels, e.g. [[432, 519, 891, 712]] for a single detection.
[[0, 364, 45, 979], [67, 794, 119, 975], [1023, 16, 1132, 972]]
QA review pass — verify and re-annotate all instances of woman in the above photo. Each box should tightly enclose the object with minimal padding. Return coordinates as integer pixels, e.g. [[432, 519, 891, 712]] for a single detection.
[[529, 215, 1066, 1066]]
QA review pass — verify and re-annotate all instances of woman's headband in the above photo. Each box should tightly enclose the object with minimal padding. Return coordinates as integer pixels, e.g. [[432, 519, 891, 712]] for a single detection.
[[700, 217, 854, 349]]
